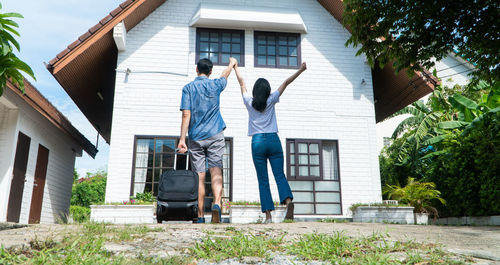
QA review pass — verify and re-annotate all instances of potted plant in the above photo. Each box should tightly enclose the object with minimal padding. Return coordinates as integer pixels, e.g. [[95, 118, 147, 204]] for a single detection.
[[384, 177, 446, 224], [229, 201, 286, 223], [350, 202, 415, 224]]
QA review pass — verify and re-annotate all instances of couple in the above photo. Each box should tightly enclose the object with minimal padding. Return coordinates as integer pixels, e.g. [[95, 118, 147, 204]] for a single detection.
[[178, 57, 307, 224]]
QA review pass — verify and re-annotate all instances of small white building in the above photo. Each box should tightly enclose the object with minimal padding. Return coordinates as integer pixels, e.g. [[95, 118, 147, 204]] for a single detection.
[[47, 0, 439, 218], [0, 80, 97, 224]]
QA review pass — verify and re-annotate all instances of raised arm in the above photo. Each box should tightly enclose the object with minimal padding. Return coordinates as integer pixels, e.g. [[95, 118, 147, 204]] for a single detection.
[[219, 57, 238, 79], [234, 64, 247, 94], [277, 62, 307, 95]]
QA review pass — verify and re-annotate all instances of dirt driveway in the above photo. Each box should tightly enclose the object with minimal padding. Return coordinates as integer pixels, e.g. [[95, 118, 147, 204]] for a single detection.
[[1, 222, 499, 263]]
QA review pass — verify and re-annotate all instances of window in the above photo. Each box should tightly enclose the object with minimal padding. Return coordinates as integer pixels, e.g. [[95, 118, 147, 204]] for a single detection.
[[383, 137, 392, 148], [131, 136, 233, 207], [286, 139, 342, 215], [196, 28, 244, 66], [254, 31, 301, 68]]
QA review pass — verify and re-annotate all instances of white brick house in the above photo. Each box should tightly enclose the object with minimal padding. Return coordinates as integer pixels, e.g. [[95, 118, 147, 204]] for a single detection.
[[0, 80, 97, 224], [48, 0, 439, 218]]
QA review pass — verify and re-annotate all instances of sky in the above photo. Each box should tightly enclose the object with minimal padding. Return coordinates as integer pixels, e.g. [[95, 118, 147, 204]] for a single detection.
[[3, 0, 124, 178]]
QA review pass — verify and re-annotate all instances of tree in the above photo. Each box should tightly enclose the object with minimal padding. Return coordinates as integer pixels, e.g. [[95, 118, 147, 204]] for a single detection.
[[0, 3, 35, 96], [343, 0, 499, 84]]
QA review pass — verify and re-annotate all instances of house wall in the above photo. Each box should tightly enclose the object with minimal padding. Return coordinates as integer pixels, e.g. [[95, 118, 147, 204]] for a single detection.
[[0, 97, 19, 221], [0, 89, 83, 224], [376, 54, 473, 153], [106, 0, 382, 216]]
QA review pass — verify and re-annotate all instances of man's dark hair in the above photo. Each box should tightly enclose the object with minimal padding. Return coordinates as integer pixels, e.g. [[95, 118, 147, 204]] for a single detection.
[[197, 58, 213, 75]]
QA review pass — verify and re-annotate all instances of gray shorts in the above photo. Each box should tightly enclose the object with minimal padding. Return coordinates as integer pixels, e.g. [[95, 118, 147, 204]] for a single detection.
[[188, 131, 225, 173]]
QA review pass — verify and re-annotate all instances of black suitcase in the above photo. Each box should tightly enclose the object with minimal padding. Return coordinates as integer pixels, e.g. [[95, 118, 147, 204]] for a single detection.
[[156, 151, 198, 223]]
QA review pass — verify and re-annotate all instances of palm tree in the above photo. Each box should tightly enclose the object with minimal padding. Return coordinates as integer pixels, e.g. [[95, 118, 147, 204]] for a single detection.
[[383, 177, 446, 217], [389, 100, 444, 163]]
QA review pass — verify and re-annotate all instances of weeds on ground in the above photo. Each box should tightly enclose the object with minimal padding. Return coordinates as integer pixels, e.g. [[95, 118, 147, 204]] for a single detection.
[[190, 231, 284, 262]]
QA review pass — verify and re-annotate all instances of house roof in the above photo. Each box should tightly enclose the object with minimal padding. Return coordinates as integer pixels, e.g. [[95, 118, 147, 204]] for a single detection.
[[47, 0, 439, 141], [6, 79, 98, 158]]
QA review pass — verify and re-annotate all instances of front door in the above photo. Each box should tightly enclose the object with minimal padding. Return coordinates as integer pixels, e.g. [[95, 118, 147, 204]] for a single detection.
[[29, 145, 49, 224], [7, 132, 31, 223]]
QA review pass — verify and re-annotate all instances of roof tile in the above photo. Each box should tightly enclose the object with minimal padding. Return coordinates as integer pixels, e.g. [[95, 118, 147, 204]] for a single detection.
[[120, 0, 134, 9], [67, 39, 82, 50], [48, 58, 58, 66], [89, 23, 103, 34], [110, 6, 123, 17], [56, 49, 71, 59], [78, 31, 92, 42], [100, 14, 113, 25]]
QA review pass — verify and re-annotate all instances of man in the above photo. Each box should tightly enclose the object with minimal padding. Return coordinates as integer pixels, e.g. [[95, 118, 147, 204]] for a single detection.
[[178, 57, 237, 223]]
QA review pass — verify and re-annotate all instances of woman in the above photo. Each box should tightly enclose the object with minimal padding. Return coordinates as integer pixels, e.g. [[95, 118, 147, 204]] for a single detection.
[[234, 62, 307, 223]]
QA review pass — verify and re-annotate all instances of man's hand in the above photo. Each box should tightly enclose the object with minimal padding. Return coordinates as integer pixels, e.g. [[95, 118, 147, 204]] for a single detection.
[[177, 139, 188, 153], [300, 62, 307, 71]]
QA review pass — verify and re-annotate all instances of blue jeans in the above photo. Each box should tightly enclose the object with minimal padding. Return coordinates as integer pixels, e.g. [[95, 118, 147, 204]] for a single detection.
[[251, 133, 293, 212]]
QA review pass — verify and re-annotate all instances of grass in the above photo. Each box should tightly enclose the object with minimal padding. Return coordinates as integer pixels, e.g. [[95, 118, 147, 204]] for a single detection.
[[0, 222, 470, 264], [190, 231, 285, 262]]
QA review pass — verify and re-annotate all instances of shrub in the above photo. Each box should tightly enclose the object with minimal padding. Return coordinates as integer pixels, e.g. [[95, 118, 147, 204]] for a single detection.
[[69, 205, 90, 223], [70, 171, 107, 208]]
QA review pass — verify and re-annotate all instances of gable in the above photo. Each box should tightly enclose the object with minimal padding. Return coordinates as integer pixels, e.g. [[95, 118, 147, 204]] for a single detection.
[[46, 0, 439, 141]]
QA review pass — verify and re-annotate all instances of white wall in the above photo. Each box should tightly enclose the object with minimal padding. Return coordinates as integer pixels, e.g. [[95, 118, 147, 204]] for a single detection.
[[0, 97, 19, 221], [0, 89, 83, 224], [106, 0, 382, 216], [376, 54, 473, 153]]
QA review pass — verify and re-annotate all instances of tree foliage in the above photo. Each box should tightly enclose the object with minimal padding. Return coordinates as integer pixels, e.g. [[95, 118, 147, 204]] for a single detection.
[[343, 0, 500, 83], [380, 82, 500, 217], [70, 171, 107, 208], [0, 3, 35, 96]]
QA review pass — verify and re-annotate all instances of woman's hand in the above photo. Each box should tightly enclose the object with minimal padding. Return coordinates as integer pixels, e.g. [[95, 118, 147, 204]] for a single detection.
[[300, 62, 307, 71]]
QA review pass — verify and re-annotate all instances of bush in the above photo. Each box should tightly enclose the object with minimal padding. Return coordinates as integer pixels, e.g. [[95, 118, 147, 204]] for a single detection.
[[69, 205, 90, 223], [70, 171, 107, 208], [426, 112, 500, 217]]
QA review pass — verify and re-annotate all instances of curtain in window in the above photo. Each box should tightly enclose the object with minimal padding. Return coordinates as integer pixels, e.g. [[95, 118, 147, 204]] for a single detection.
[[134, 140, 149, 195], [322, 141, 339, 180]]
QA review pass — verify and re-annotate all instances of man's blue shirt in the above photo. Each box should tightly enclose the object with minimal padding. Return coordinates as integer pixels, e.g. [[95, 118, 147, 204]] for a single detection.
[[180, 76, 227, 141]]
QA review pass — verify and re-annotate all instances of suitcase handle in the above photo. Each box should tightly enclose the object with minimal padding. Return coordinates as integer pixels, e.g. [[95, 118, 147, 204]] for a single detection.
[[174, 149, 190, 170]]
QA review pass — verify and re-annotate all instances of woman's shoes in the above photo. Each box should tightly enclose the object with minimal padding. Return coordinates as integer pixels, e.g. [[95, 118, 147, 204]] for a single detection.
[[285, 202, 294, 220], [264, 218, 272, 224]]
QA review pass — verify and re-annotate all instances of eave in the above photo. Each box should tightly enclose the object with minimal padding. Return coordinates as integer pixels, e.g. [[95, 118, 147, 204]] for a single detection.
[[6, 79, 98, 158]]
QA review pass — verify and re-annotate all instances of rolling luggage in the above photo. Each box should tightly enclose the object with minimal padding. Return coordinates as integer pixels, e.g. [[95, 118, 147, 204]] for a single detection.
[[156, 150, 198, 223]]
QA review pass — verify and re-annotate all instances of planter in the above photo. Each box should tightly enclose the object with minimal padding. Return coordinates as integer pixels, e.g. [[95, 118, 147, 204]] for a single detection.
[[414, 213, 429, 225], [230, 205, 286, 224], [90, 204, 155, 224], [352, 206, 415, 224]]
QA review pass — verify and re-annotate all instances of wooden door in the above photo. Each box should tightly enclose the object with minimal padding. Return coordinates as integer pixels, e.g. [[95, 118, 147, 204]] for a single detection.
[[7, 132, 31, 222], [28, 145, 49, 224]]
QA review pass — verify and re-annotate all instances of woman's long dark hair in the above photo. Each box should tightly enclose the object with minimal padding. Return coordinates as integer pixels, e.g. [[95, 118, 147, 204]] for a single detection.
[[252, 78, 271, 112]]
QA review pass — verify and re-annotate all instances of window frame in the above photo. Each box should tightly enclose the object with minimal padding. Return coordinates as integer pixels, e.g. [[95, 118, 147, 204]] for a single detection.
[[286, 138, 343, 215], [195, 28, 245, 67], [130, 135, 233, 204], [286, 139, 324, 180], [254, 31, 301, 69]]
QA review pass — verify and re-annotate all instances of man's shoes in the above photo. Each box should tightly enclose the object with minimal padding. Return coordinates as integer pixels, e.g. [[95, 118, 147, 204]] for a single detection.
[[285, 202, 294, 220], [196, 217, 205, 223], [211, 204, 221, 223]]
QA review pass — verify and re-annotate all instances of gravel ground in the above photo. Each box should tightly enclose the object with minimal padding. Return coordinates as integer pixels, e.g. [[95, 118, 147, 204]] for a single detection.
[[1, 222, 499, 264]]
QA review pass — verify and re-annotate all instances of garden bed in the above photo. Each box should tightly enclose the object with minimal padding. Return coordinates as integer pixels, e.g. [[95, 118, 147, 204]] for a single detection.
[[90, 205, 155, 224], [230, 205, 286, 224], [352, 206, 416, 224]]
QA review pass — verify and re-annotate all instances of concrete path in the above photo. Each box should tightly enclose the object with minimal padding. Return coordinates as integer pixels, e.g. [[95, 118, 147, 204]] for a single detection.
[[1, 222, 499, 263]]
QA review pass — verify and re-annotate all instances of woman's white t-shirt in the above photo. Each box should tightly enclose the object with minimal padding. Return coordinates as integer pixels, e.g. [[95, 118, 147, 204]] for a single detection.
[[242, 90, 280, 136]]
